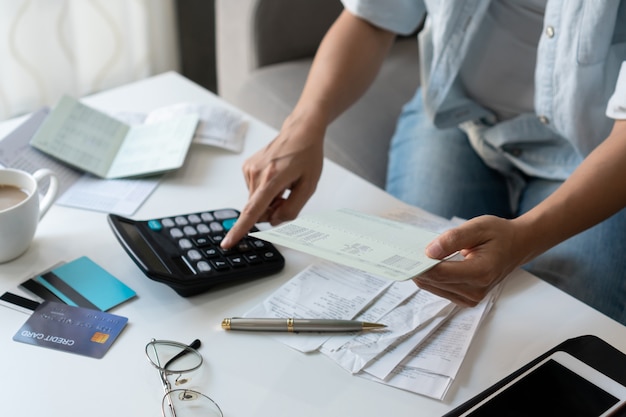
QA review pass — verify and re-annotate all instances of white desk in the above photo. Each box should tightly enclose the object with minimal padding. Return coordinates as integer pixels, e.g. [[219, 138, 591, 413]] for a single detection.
[[1, 72, 625, 417]]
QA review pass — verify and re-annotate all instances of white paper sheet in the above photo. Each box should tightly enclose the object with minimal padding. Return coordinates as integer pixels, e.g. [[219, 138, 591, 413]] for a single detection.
[[399, 290, 498, 379], [251, 208, 442, 281], [321, 291, 455, 374], [113, 102, 248, 153], [245, 261, 393, 352], [54, 174, 159, 215], [360, 286, 501, 399], [320, 280, 418, 353]]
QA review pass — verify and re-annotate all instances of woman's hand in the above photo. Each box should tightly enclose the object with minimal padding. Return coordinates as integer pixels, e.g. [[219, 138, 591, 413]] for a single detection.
[[414, 215, 530, 306], [418, 120, 626, 306], [221, 9, 396, 249], [221, 117, 325, 248]]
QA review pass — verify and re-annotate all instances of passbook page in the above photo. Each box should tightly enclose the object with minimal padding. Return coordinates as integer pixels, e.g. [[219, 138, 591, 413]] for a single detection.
[[30, 96, 126, 177], [0, 109, 159, 215], [30, 96, 199, 178], [106, 115, 198, 178], [250, 208, 442, 281]]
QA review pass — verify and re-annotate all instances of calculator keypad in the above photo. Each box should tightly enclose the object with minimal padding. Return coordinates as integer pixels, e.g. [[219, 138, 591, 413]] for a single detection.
[[149, 210, 282, 278], [108, 209, 285, 297]]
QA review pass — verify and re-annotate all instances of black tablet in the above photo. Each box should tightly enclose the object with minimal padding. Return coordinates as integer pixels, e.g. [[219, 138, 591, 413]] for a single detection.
[[445, 335, 626, 417]]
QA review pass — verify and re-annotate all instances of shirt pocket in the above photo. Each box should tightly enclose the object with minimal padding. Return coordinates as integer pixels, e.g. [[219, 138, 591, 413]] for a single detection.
[[576, 2, 621, 65]]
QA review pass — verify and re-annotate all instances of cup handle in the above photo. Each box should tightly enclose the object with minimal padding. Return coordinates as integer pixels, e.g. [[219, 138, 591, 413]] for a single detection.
[[32, 168, 59, 219]]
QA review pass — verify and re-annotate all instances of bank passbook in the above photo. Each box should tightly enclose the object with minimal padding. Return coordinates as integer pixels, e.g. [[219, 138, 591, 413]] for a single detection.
[[13, 301, 128, 359]]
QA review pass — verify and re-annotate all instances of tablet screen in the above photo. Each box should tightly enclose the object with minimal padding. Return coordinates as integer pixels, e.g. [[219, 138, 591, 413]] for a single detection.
[[466, 359, 619, 416]]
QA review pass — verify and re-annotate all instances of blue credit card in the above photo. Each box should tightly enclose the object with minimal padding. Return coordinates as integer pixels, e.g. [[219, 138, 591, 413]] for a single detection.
[[13, 301, 128, 359], [33, 256, 136, 311]]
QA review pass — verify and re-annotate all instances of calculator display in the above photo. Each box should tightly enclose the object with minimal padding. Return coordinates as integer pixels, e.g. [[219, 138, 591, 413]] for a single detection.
[[112, 219, 171, 275], [108, 209, 285, 296]]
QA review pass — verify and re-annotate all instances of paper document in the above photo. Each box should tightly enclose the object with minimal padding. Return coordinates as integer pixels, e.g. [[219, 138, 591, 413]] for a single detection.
[[113, 102, 248, 153], [30, 95, 199, 178], [361, 289, 499, 399], [0, 108, 158, 215], [54, 174, 159, 215], [245, 261, 393, 353], [251, 208, 442, 281], [242, 204, 505, 400], [319, 280, 419, 353]]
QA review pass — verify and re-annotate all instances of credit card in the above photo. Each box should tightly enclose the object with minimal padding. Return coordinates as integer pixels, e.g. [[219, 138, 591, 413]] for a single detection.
[[13, 301, 128, 359]]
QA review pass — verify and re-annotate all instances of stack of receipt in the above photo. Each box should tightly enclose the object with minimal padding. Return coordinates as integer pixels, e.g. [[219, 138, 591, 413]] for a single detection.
[[247, 206, 502, 400]]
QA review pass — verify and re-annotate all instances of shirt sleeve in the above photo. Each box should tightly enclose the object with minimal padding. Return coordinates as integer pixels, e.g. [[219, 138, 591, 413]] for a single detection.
[[606, 61, 626, 120], [341, 0, 426, 35]]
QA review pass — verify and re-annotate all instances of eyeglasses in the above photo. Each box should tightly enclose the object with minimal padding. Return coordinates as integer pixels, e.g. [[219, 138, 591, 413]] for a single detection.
[[145, 339, 223, 417]]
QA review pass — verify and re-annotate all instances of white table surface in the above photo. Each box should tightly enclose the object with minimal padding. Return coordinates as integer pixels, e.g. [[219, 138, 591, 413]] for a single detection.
[[1, 72, 625, 417]]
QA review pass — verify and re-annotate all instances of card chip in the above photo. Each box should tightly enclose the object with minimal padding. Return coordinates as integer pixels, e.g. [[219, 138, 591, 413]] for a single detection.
[[91, 332, 110, 344]]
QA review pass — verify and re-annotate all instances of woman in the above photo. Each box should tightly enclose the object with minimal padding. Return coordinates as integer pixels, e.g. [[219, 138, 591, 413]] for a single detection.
[[223, 0, 626, 324]]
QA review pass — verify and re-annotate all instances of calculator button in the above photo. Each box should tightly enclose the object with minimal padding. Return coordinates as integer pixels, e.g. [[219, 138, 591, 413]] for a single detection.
[[209, 222, 224, 232], [147, 220, 162, 231], [204, 248, 219, 258], [188, 214, 201, 224], [197, 224, 211, 234], [262, 251, 279, 261], [175, 216, 189, 226], [227, 255, 246, 268], [193, 237, 212, 247], [251, 239, 267, 249], [183, 226, 197, 236], [222, 218, 237, 231], [211, 259, 229, 271], [213, 209, 239, 220], [236, 241, 252, 252], [161, 218, 175, 228], [210, 234, 224, 244], [196, 261, 212, 273], [244, 253, 261, 264], [218, 246, 235, 255], [187, 249, 202, 261], [201, 212, 215, 222], [170, 228, 184, 238], [179, 239, 193, 249]]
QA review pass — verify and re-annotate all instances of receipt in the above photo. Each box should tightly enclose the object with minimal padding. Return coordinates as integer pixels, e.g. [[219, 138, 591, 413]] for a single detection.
[[250, 208, 442, 281]]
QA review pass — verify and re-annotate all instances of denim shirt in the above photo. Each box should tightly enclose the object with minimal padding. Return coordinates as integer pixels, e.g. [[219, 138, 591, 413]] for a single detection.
[[342, 0, 626, 183]]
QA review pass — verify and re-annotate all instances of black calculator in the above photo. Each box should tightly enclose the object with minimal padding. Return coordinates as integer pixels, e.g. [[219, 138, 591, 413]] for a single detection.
[[107, 209, 285, 297]]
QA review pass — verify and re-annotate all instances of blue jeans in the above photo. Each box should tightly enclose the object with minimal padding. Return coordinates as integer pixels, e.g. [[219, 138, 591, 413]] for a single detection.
[[386, 90, 626, 325]]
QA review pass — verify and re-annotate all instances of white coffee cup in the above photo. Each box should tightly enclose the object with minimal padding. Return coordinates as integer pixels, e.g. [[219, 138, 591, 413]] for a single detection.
[[0, 168, 59, 263]]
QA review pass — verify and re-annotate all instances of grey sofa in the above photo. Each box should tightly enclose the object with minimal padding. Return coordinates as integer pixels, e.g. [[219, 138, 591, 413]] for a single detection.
[[215, 0, 420, 189]]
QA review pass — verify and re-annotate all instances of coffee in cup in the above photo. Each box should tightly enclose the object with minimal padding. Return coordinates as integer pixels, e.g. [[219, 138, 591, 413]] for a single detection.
[[0, 168, 59, 263], [0, 184, 29, 210]]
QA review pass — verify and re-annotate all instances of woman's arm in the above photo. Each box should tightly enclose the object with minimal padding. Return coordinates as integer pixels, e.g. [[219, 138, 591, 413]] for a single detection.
[[223, 10, 396, 248], [415, 119, 626, 306]]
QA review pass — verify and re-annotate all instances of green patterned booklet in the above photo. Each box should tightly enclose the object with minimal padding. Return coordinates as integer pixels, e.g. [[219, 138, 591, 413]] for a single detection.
[[30, 95, 198, 178]]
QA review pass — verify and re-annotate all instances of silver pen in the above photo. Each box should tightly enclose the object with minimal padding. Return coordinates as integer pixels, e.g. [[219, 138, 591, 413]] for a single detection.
[[221, 317, 387, 332]]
